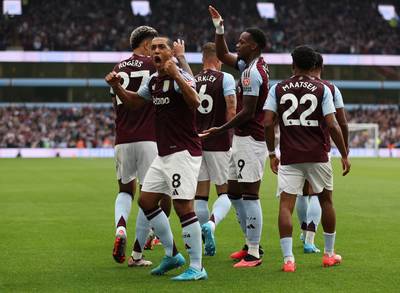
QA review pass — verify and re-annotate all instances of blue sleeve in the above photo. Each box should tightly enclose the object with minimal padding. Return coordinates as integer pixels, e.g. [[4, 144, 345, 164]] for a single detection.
[[222, 72, 236, 96], [174, 70, 196, 93], [137, 77, 152, 101], [263, 84, 278, 113], [333, 85, 344, 109], [242, 66, 262, 97], [322, 85, 336, 116]]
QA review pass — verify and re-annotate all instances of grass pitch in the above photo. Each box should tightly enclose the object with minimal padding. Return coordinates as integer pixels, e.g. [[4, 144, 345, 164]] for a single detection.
[[0, 158, 399, 292]]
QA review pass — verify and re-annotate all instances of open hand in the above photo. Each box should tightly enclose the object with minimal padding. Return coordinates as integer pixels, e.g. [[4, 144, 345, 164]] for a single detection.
[[200, 126, 221, 139], [341, 157, 351, 176], [270, 156, 280, 175], [209, 5, 222, 22], [173, 39, 185, 58]]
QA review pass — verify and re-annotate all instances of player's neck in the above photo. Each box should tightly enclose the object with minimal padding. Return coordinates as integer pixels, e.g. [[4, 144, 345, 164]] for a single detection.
[[132, 47, 148, 57], [293, 69, 313, 78], [202, 63, 218, 71], [310, 71, 321, 79], [244, 52, 261, 64]]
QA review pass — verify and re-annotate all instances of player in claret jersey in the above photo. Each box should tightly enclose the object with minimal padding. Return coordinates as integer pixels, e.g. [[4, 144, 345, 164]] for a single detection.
[[296, 52, 349, 254], [110, 27, 192, 267], [263, 45, 351, 272], [110, 26, 160, 267], [202, 6, 269, 267], [106, 37, 207, 281], [194, 42, 237, 256]]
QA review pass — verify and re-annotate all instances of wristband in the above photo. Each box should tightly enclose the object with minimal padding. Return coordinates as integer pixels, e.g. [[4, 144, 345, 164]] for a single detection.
[[212, 18, 224, 35], [268, 150, 276, 156]]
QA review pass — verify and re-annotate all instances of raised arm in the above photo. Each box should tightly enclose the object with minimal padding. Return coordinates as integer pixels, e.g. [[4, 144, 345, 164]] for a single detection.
[[105, 71, 147, 110], [209, 5, 238, 68], [173, 39, 194, 77], [164, 60, 200, 110]]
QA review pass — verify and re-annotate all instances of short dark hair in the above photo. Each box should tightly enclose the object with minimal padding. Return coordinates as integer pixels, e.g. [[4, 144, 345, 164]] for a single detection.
[[245, 27, 266, 50], [130, 26, 158, 49], [291, 45, 317, 70], [315, 52, 323, 69], [156, 36, 174, 49]]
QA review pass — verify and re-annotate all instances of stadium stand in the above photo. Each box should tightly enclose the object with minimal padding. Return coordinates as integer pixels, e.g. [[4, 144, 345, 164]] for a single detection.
[[1, 0, 399, 53], [0, 106, 114, 148], [1, 105, 398, 148]]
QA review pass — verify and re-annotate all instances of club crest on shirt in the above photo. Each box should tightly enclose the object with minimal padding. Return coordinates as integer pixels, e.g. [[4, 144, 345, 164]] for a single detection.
[[186, 79, 194, 87], [243, 77, 251, 87]]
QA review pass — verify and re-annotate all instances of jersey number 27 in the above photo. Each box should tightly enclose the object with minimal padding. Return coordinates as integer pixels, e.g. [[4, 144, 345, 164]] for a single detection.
[[115, 70, 150, 105]]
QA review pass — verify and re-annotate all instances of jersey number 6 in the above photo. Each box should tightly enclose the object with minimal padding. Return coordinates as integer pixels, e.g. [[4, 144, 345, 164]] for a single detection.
[[197, 84, 214, 114]]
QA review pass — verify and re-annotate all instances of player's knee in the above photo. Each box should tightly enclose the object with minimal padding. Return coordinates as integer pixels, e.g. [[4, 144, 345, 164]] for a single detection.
[[160, 196, 172, 217], [137, 194, 150, 211], [118, 180, 135, 196], [318, 189, 333, 206], [173, 199, 193, 218]]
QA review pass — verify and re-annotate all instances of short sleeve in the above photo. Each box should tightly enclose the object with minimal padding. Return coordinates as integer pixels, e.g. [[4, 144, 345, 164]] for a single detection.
[[137, 77, 152, 101], [333, 85, 344, 109], [263, 84, 278, 113], [222, 72, 236, 96], [174, 70, 196, 93], [241, 67, 262, 97], [322, 85, 336, 116]]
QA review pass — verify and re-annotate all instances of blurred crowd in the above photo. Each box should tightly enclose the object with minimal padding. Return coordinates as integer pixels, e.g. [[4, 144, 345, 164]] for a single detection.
[[0, 105, 399, 149], [347, 107, 400, 148], [0, 106, 114, 148], [1, 0, 399, 54]]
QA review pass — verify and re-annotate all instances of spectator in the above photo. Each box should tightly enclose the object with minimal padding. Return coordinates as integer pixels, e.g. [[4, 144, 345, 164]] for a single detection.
[[0, 105, 399, 149], [0, 0, 399, 54]]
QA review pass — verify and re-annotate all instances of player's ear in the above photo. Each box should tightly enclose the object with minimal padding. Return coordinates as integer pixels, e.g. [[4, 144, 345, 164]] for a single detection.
[[144, 39, 152, 52]]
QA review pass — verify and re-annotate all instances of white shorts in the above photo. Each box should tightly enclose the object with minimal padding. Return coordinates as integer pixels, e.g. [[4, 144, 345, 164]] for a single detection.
[[278, 162, 333, 196], [198, 150, 231, 185], [141, 150, 202, 200], [228, 135, 267, 183], [115, 141, 157, 184]]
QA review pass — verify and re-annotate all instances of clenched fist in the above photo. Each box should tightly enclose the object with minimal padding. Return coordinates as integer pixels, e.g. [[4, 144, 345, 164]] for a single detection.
[[105, 71, 121, 87], [164, 60, 179, 78]]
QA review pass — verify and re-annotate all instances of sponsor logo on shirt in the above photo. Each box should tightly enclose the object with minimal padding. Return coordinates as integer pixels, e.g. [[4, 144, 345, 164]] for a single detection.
[[153, 97, 170, 105]]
